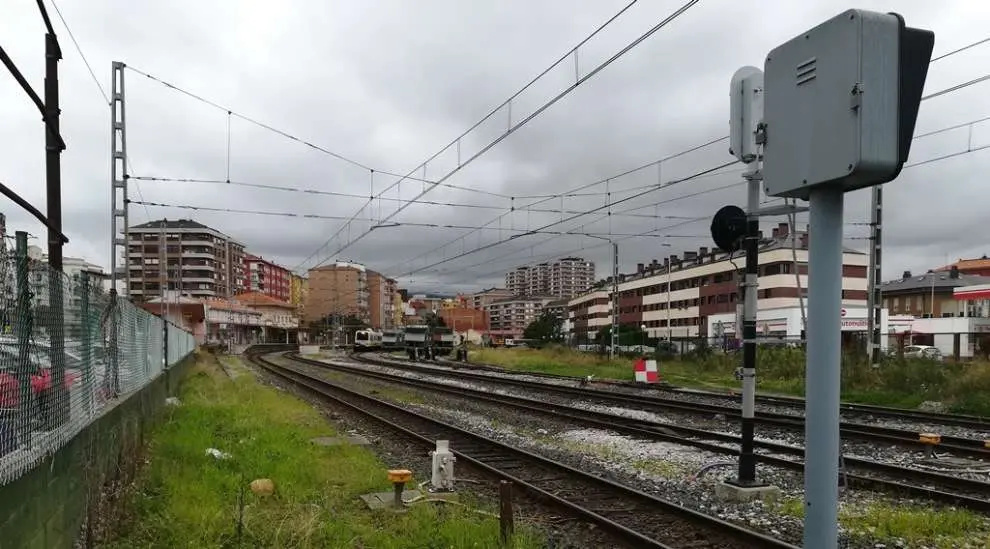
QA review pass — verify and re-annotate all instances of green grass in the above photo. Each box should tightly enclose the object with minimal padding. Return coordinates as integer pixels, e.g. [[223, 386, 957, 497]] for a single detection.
[[470, 346, 990, 416], [100, 353, 543, 549], [776, 498, 990, 545]]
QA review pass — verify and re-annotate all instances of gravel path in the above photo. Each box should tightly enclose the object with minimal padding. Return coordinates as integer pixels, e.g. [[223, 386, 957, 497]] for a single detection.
[[302, 356, 990, 548]]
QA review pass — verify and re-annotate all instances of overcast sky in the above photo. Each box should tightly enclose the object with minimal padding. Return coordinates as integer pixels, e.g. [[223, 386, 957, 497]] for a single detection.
[[3, 0, 990, 295]]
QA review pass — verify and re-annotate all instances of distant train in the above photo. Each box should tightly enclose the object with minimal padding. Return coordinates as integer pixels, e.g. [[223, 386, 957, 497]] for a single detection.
[[381, 329, 404, 350], [350, 325, 459, 360], [354, 329, 383, 351]]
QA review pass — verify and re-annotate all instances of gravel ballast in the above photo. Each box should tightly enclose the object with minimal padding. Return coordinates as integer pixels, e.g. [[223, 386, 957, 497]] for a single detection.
[[300, 355, 990, 548]]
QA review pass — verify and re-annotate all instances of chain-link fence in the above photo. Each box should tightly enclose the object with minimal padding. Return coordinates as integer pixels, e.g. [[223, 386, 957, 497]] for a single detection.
[[0, 236, 196, 486]]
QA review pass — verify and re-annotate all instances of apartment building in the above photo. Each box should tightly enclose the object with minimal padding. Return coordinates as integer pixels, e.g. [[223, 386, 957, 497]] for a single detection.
[[505, 268, 528, 296], [469, 287, 515, 310], [243, 254, 291, 302], [126, 219, 245, 301], [485, 296, 554, 339], [505, 258, 595, 299], [882, 267, 988, 318], [304, 262, 369, 324], [25, 245, 106, 319], [289, 273, 309, 317], [367, 270, 398, 329], [568, 223, 870, 342], [936, 256, 990, 277]]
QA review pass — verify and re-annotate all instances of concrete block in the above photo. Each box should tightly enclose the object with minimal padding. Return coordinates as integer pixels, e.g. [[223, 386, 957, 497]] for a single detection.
[[299, 345, 321, 355], [360, 489, 423, 510], [715, 480, 781, 503], [310, 435, 371, 447]]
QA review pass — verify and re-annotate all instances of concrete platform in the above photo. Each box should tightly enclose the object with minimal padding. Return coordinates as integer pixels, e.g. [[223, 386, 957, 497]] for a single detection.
[[310, 435, 371, 447], [715, 480, 781, 503]]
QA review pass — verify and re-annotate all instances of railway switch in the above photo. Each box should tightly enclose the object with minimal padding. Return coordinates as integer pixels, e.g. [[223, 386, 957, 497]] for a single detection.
[[430, 440, 457, 492], [919, 433, 941, 459], [388, 469, 413, 507]]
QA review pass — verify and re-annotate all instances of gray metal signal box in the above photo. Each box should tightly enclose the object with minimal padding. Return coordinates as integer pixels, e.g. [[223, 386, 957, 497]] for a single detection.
[[763, 9, 914, 199]]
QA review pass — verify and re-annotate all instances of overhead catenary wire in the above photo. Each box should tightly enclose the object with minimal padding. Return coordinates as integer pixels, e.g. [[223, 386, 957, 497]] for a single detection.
[[295, 0, 702, 272], [296, 0, 648, 269], [376, 71, 990, 282], [374, 72, 990, 280], [391, 160, 739, 279], [128, 29, 990, 282], [382, 140, 739, 274], [129, 175, 702, 219], [47, 0, 107, 104], [123, 64, 442, 188], [391, 129, 990, 286]]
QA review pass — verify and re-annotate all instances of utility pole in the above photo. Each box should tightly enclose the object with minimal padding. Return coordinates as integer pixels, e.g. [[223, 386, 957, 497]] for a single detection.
[[610, 241, 618, 360], [866, 185, 882, 367], [44, 18, 68, 428], [110, 62, 129, 297]]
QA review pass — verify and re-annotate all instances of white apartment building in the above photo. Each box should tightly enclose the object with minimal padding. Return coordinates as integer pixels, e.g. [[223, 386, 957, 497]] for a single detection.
[[505, 257, 595, 299], [485, 296, 554, 339], [26, 245, 106, 309], [568, 224, 870, 343]]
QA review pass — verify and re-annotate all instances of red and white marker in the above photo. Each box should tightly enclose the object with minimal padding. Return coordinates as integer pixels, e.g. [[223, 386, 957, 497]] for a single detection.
[[633, 358, 659, 383]]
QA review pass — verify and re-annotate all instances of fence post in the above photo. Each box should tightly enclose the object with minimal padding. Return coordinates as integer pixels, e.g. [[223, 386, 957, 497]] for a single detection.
[[79, 271, 92, 415], [163, 317, 169, 370], [499, 480, 514, 546], [14, 232, 32, 448]]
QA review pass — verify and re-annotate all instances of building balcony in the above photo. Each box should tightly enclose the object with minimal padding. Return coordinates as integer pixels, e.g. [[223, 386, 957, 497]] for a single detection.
[[181, 239, 216, 246]]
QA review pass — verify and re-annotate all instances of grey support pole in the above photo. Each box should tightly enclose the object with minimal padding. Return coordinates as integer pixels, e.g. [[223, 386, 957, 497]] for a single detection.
[[736, 166, 761, 485], [804, 185, 844, 549], [866, 185, 882, 366], [79, 272, 92, 415], [14, 232, 32, 447]]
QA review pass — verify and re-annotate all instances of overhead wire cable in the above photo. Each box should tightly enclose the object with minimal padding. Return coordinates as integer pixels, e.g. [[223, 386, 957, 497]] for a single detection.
[[296, 0, 702, 271], [370, 38, 990, 277], [123, 64, 440, 187]]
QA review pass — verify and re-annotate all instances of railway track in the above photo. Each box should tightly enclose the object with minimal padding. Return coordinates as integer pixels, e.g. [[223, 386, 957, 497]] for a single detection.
[[352, 353, 990, 459], [434, 355, 990, 430], [247, 351, 797, 549], [286, 352, 990, 512]]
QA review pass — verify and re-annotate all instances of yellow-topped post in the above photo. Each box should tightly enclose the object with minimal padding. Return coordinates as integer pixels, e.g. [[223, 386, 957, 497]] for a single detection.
[[388, 469, 413, 507], [919, 433, 941, 458]]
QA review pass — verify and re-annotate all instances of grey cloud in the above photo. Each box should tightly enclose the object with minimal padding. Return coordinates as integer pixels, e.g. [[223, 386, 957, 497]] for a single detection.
[[2, 0, 989, 297]]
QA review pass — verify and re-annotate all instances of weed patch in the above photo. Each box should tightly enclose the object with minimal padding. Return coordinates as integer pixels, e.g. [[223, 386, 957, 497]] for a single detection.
[[775, 497, 990, 546]]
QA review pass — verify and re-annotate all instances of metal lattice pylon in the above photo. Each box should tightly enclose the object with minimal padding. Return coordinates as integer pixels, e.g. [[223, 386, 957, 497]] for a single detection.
[[110, 62, 129, 297]]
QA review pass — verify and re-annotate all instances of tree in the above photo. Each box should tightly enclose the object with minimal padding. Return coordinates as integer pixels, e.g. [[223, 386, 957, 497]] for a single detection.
[[523, 310, 563, 345], [423, 311, 447, 329], [594, 324, 650, 353]]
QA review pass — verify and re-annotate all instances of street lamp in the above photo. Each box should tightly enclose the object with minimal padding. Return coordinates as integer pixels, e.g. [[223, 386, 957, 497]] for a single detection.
[[640, 323, 647, 354], [583, 235, 619, 360], [580, 235, 671, 361]]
